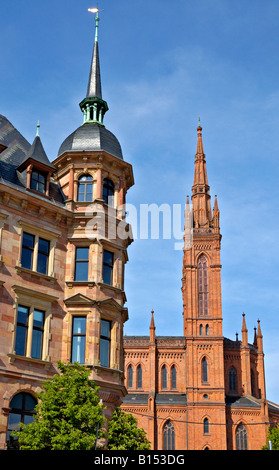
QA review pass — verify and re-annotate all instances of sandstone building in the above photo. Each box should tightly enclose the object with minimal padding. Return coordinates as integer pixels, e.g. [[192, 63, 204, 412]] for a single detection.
[[0, 13, 134, 449], [0, 12, 278, 451]]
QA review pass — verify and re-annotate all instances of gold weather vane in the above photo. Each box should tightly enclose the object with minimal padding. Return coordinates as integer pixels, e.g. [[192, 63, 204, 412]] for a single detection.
[[88, 7, 99, 14]]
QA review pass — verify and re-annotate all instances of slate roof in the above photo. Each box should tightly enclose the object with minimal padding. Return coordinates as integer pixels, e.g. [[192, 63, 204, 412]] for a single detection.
[[87, 40, 102, 100], [0, 115, 65, 205], [17, 135, 56, 171], [225, 396, 261, 408], [57, 122, 123, 160], [122, 393, 187, 405]]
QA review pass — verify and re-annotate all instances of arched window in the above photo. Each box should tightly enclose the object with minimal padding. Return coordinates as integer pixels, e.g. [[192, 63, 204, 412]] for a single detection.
[[6, 392, 37, 449], [203, 417, 209, 434], [171, 366, 177, 389], [229, 367, 237, 392], [206, 324, 209, 335], [128, 365, 133, 388], [162, 365, 168, 389], [198, 254, 209, 316], [163, 421, 175, 450], [77, 175, 93, 202], [200, 324, 203, 335], [236, 423, 248, 450], [137, 365, 142, 389], [202, 357, 208, 383], [103, 178, 114, 206]]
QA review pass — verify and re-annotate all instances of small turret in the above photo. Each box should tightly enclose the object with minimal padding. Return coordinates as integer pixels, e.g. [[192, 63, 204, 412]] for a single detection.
[[149, 310, 156, 344]]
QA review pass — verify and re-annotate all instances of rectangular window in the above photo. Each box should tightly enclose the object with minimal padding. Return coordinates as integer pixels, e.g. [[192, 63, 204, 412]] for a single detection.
[[30, 170, 46, 193], [21, 233, 35, 270], [71, 317, 86, 364], [103, 250, 113, 285], [15, 305, 45, 360], [100, 319, 111, 367], [75, 247, 89, 281], [37, 238, 50, 275], [15, 305, 29, 356], [31, 309, 45, 359], [21, 232, 50, 275]]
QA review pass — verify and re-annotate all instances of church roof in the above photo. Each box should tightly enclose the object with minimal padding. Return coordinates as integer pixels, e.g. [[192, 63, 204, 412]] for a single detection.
[[225, 396, 261, 408], [122, 393, 187, 405]]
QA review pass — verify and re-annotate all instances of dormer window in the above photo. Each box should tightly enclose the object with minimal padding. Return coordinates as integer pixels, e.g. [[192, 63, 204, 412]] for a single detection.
[[16, 130, 56, 198], [30, 170, 47, 194]]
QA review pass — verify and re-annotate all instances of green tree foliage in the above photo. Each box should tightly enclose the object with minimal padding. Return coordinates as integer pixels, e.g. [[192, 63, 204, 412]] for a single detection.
[[262, 425, 279, 450], [12, 361, 105, 450], [106, 407, 151, 450]]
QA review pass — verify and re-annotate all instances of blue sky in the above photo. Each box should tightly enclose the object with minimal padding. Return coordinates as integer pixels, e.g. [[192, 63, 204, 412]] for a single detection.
[[1, 1, 279, 403]]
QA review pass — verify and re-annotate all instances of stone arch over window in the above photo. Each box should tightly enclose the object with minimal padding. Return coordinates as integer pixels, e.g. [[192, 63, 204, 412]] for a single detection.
[[161, 364, 168, 389], [77, 174, 93, 202], [197, 254, 209, 316], [6, 392, 37, 449], [201, 356, 208, 383], [236, 423, 248, 450], [229, 366, 237, 392], [163, 420, 175, 450]]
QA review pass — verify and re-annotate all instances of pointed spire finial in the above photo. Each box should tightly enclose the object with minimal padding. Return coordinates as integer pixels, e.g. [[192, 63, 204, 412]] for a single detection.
[[196, 120, 204, 154], [36, 120, 40, 137], [79, 6, 108, 124], [242, 312, 248, 345], [149, 310, 156, 343]]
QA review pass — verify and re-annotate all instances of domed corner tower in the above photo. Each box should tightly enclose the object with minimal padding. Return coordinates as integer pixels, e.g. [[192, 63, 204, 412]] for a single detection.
[[52, 11, 134, 418]]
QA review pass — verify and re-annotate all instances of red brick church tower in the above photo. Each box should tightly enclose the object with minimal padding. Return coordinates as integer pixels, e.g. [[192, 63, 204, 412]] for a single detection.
[[181, 123, 226, 449], [122, 124, 279, 450]]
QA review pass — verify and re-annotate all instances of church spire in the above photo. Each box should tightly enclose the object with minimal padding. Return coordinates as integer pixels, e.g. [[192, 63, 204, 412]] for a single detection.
[[191, 122, 213, 228], [79, 8, 108, 125]]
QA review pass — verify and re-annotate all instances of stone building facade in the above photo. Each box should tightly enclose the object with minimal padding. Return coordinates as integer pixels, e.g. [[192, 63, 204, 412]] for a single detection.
[[0, 13, 134, 449], [121, 125, 279, 450]]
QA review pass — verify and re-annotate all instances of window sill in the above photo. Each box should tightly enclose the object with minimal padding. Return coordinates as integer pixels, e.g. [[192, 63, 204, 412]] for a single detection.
[[15, 265, 57, 284], [26, 187, 51, 199], [92, 364, 123, 377], [98, 282, 123, 292], [8, 353, 52, 369], [65, 280, 95, 289]]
